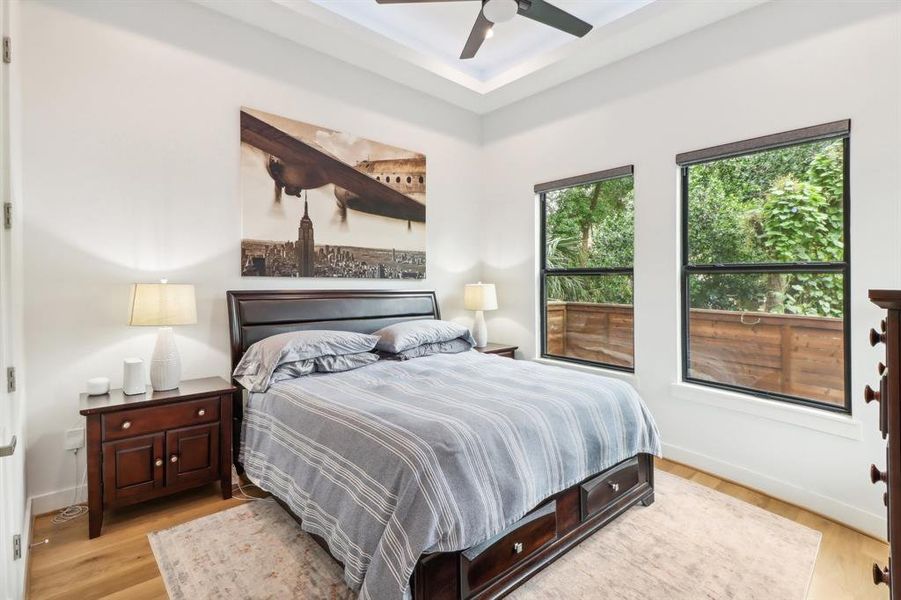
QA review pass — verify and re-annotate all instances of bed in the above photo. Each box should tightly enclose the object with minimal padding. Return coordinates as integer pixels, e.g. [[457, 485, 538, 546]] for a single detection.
[[227, 289, 660, 600]]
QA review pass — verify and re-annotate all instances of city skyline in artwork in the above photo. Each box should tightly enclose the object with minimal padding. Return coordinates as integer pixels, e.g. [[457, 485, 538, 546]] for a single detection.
[[239, 108, 426, 279]]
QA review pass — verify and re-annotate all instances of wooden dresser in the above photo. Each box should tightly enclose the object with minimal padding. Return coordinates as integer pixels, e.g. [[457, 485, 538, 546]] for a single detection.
[[868, 290, 901, 596], [79, 377, 236, 538]]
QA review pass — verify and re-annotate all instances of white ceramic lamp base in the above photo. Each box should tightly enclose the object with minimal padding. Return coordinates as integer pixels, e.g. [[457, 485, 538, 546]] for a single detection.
[[150, 326, 182, 391], [472, 310, 488, 348]]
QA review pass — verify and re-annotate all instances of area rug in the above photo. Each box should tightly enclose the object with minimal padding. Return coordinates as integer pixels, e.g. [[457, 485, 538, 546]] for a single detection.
[[149, 471, 820, 599]]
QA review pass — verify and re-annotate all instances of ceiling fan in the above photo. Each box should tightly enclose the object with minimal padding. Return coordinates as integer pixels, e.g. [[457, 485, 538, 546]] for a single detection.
[[374, 0, 593, 59]]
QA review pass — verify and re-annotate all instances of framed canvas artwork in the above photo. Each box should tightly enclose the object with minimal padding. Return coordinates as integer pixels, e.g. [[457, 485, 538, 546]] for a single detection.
[[240, 107, 426, 279]]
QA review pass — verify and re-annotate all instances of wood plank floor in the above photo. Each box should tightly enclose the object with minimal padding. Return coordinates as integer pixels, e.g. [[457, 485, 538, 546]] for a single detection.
[[28, 458, 889, 599]]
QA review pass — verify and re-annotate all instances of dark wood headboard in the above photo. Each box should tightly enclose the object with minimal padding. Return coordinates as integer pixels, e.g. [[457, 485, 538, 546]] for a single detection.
[[225, 289, 440, 472]]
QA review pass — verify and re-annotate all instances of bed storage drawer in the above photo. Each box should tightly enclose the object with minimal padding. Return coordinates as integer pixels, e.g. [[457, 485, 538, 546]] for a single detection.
[[461, 500, 557, 595], [580, 457, 640, 520], [101, 397, 220, 441]]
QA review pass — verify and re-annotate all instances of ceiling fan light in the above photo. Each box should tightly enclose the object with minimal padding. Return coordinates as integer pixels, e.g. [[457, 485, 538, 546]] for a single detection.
[[483, 0, 518, 24]]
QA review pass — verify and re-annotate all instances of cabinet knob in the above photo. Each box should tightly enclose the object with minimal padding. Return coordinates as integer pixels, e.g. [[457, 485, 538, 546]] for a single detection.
[[197, 408, 206, 417], [871, 464, 887, 485], [512, 542, 523, 555], [121, 420, 132, 430], [873, 562, 891, 586], [608, 482, 620, 493], [879, 362, 887, 376], [865, 385, 881, 403], [154, 458, 163, 467], [870, 328, 886, 346], [170, 455, 179, 463]]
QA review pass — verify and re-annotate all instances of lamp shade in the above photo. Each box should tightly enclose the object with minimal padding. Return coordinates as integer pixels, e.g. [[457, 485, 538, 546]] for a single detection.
[[464, 283, 498, 311], [128, 283, 197, 326]]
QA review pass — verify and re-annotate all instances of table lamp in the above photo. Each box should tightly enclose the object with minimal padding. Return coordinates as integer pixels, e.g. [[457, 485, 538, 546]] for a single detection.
[[464, 282, 497, 348], [128, 281, 197, 391]]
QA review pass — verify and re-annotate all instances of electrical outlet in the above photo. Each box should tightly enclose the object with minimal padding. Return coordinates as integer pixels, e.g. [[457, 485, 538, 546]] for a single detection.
[[64, 428, 84, 451]]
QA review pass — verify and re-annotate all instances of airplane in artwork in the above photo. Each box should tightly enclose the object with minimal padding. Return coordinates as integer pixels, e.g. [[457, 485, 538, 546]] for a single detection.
[[241, 110, 425, 224]]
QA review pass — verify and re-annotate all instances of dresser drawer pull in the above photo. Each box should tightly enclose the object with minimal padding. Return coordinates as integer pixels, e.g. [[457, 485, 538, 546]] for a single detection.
[[609, 482, 620, 493], [873, 562, 891, 586], [870, 328, 886, 346], [512, 542, 523, 555], [170, 455, 179, 463], [865, 385, 881, 403], [154, 458, 163, 467], [871, 464, 887, 485], [197, 408, 206, 417], [121, 420, 132, 430]]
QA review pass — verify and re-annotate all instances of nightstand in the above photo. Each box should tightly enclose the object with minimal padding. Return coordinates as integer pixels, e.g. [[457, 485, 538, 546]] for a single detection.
[[474, 343, 518, 358], [79, 376, 236, 538]]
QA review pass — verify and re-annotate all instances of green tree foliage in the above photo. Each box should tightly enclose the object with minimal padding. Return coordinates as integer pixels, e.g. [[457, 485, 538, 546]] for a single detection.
[[545, 138, 844, 317], [545, 177, 633, 304]]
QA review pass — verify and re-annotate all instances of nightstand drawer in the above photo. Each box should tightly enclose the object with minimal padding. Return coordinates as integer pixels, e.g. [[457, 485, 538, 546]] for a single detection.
[[101, 397, 220, 441]]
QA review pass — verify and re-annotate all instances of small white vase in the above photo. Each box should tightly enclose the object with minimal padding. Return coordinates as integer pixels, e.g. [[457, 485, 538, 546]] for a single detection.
[[150, 327, 181, 391], [472, 310, 488, 348]]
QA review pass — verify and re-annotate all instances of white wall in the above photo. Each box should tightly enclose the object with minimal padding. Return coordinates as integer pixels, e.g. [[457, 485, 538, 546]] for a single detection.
[[481, 0, 901, 537], [20, 0, 483, 510]]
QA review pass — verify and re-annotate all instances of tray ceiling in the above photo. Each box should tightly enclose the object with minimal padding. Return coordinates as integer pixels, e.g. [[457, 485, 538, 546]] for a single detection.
[[193, 0, 768, 114]]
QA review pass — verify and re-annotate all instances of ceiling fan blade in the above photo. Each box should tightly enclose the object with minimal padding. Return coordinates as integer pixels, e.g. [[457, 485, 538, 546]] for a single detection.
[[460, 10, 492, 59], [517, 0, 592, 37]]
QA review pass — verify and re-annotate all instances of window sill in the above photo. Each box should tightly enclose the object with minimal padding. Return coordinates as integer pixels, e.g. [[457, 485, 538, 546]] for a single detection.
[[670, 382, 861, 440], [533, 357, 639, 388]]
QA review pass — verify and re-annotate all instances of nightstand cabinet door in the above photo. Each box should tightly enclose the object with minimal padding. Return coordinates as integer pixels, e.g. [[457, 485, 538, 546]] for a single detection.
[[102, 433, 165, 505], [165, 423, 219, 488]]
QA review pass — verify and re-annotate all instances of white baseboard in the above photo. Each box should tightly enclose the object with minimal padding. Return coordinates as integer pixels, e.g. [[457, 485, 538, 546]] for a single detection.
[[663, 442, 887, 540], [30, 484, 86, 516]]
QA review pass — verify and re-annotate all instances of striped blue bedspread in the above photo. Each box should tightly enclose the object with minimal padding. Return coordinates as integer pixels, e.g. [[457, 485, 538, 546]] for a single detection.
[[241, 350, 661, 600]]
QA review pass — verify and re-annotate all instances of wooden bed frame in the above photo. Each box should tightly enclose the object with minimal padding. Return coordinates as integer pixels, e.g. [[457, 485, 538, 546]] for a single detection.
[[227, 289, 655, 599]]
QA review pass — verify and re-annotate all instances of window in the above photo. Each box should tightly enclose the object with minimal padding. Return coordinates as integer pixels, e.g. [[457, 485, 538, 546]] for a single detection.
[[537, 166, 635, 371], [678, 121, 850, 412]]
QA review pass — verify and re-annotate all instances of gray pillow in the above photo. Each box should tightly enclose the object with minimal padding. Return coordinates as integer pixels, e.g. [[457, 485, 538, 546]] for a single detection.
[[268, 359, 315, 386], [314, 352, 380, 373], [373, 319, 476, 354], [233, 330, 378, 392], [391, 338, 473, 360]]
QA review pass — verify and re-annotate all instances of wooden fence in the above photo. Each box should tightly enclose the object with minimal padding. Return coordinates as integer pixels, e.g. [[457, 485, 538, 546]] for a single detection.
[[546, 302, 844, 406]]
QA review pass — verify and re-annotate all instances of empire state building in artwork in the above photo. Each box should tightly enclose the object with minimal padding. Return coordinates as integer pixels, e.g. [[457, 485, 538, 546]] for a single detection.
[[296, 199, 314, 277]]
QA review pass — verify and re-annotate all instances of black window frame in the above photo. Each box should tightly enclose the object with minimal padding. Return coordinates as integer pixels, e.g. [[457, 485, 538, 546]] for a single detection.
[[678, 121, 851, 413], [537, 165, 636, 373]]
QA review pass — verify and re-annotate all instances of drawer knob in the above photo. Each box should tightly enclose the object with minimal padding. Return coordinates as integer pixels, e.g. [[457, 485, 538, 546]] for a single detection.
[[873, 562, 890, 586], [197, 408, 206, 417], [121, 420, 132, 430], [608, 482, 620, 493], [865, 385, 881, 403], [512, 542, 523, 555], [154, 458, 163, 467], [870, 328, 886, 346], [170, 455, 179, 463], [871, 464, 887, 485], [879, 362, 887, 376]]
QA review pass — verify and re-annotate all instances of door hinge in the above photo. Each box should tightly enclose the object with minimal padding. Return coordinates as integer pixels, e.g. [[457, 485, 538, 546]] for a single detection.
[[12, 534, 21, 560], [2, 37, 10, 64], [6, 366, 15, 393], [3, 202, 10, 229]]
